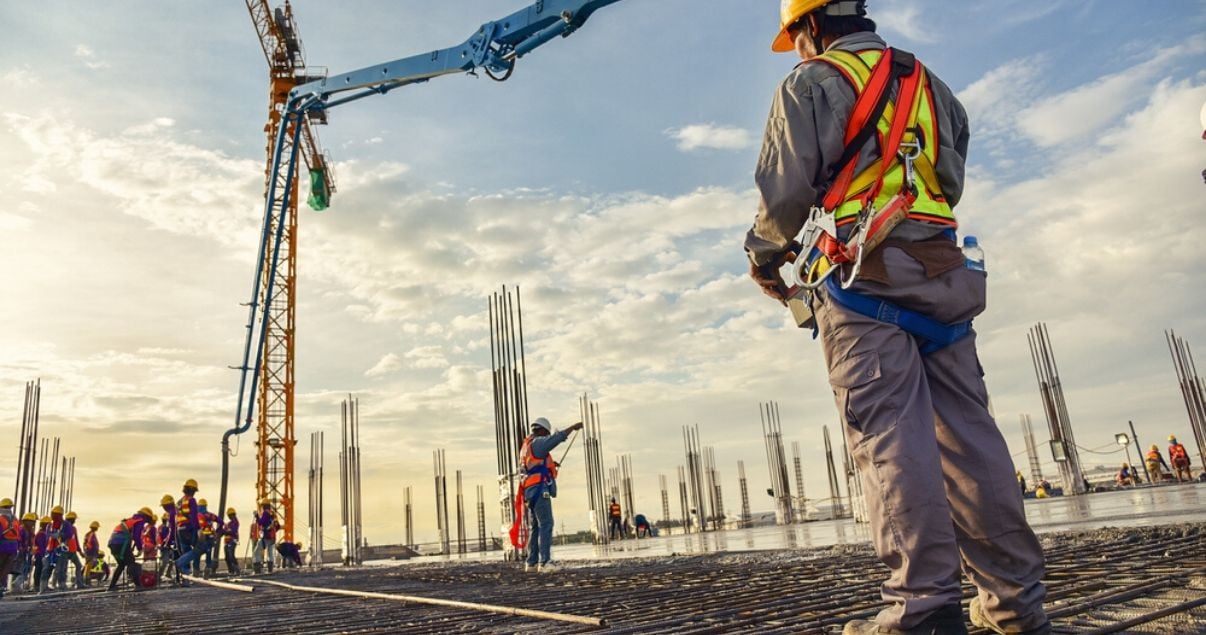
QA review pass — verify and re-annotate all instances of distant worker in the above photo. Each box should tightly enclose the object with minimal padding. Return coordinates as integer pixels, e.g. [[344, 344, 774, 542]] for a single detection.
[[12, 512, 37, 593], [1145, 445, 1170, 482], [83, 520, 101, 578], [1115, 463, 1137, 487], [182, 498, 216, 577], [276, 540, 303, 568], [1016, 471, 1027, 494], [634, 513, 652, 538], [253, 499, 279, 574], [107, 508, 154, 591], [32, 516, 50, 593], [86, 550, 111, 586], [222, 507, 241, 575], [156, 511, 175, 578], [0, 498, 19, 599], [1168, 435, 1193, 482], [745, 2, 1049, 633], [40, 505, 67, 592], [517, 417, 583, 573], [608, 497, 624, 540], [174, 479, 202, 576], [57, 511, 85, 589]]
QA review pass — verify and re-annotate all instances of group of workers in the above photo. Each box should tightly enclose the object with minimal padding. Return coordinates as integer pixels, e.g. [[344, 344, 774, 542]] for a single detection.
[[1118, 435, 1197, 486], [605, 499, 654, 540], [0, 479, 294, 597]]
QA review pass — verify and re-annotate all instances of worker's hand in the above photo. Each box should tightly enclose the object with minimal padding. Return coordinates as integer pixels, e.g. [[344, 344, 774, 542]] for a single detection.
[[749, 249, 798, 307], [569, 422, 584, 433]]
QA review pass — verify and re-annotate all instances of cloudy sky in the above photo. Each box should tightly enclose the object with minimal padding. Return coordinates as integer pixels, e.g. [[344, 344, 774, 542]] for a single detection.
[[2, 1, 1204, 549]]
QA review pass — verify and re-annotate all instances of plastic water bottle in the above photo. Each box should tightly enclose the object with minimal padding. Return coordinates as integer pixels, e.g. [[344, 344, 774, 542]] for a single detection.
[[962, 235, 986, 273]]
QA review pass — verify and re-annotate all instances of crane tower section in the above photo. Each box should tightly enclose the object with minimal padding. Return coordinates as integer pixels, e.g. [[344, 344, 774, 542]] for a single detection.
[[245, 0, 335, 542]]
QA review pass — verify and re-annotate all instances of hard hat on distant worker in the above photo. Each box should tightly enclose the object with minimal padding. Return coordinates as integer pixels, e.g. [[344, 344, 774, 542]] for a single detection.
[[1151, 445, 1159, 451], [1169, 435, 1178, 442], [260, 499, 271, 507], [183, 478, 199, 491], [0, 498, 12, 508], [161, 494, 175, 506], [227, 508, 237, 517], [66, 511, 78, 521], [161, 513, 170, 522], [51, 505, 64, 515], [40, 516, 51, 525], [137, 507, 155, 520], [198, 499, 208, 508], [531, 417, 552, 433], [772, 0, 867, 52], [22, 513, 37, 522], [89, 521, 100, 529]]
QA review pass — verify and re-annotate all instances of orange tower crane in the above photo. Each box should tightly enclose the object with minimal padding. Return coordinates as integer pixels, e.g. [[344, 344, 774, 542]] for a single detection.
[[244, 0, 335, 542]]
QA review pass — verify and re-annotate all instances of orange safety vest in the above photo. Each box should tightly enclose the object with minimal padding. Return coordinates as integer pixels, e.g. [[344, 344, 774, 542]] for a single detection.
[[519, 437, 558, 490], [110, 517, 142, 542], [176, 495, 194, 528], [1146, 449, 1162, 462], [1170, 444, 1189, 465], [812, 48, 955, 227], [609, 502, 622, 519], [0, 510, 19, 543]]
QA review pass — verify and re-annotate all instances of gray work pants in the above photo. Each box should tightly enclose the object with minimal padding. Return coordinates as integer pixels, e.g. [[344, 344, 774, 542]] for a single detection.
[[814, 246, 1048, 632]]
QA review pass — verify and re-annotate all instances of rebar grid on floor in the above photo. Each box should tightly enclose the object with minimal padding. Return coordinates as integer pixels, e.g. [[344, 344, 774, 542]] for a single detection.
[[2, 525, 1202, 634]]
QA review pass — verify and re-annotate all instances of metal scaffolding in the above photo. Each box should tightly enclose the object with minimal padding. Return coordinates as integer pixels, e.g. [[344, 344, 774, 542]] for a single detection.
[[1029, 323, 1087, 495]]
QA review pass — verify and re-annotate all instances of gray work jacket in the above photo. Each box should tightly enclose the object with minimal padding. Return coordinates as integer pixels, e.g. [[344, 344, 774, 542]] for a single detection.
[[744, 32, 970, 267], [525, 428, 571, 499]]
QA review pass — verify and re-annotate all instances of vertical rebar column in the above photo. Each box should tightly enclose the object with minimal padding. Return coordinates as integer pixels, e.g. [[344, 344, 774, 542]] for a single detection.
[[339, 401, 350, 565], [433, 449, 449, 555], [66, 457, 75, 513], [738, 460, 751, 528], [1021, 414, 1043, 486], [658, 474, 670, 534], [620, 454, 635, 535], [17, 379, 41, 518], [455, 470, 466, 555], [1029, 323, 1086, 494], [404, 486, 413, 548], [683, 425, 708, 532], [841, 434, 866, 522], [307, 430, 324, 567], [47, 438, 60, 511], [352, 397, 362, 563], [761, 402, 793, 525], [823, 425, 844, 518], [34, 437, 47, 517], [676, 465, 690, 534], [1167, 330, 1206, 471], [792, 441, 805, 521], [581, 395, 608, 545], [488, 286, 532, 561], [476, 485, 486, 552]]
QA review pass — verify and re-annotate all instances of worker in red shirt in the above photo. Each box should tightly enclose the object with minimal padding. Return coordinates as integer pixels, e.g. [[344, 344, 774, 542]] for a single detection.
[[1169, 435, 1193, 482]]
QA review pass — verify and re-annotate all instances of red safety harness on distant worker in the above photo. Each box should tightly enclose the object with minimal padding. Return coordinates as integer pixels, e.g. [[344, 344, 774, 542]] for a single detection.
[[509, 436, 559, 549]]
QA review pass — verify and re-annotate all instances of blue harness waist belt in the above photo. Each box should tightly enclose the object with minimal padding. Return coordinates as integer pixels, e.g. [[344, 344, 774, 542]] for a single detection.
[[824, 276, 972, 356]]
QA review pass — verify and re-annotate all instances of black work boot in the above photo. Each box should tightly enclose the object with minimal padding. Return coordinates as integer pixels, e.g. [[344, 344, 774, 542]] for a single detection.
[[843, 605, 967, 635], [969, 597, 1051, 635]]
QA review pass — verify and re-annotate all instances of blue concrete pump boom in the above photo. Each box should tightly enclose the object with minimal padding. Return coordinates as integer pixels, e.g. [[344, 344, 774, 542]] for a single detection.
[[219, 0, 625, 525]]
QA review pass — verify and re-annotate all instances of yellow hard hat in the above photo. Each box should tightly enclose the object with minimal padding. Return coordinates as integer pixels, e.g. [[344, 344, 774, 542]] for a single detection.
[[198, 498, 208, 507], [1151, 445, 1159, 451], [137, 507, 155, 520], [772, 0, 864, 52], [183, 478, 199, 490], [66, 511, 78, 521], [226, 508, 237, 516], [1169, 435, 1177, 442], [89, 521, 100, 529], [52, 505, 64, 515], [0, 498, 13, 508], [259, 498, 271, 506], [161, 494, 175, 506], [161, 513, 170, 522], [40, 516, 51, 524], [22, 513, 37, 522]]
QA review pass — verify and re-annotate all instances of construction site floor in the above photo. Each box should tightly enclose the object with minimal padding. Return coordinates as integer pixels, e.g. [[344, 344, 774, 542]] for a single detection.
[[3, 523, 1204, 634]]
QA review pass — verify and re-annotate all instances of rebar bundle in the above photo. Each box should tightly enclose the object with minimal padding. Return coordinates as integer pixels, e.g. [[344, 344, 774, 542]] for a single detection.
[[617, 454, 635, 533], [1021, 413, 1044, 485], [737, 460, 751, 528], [760, 402, 793, 525], [488, 286, 531, 559], [841, 435, 866, 522], [658, 474, 671, 531], [791, 441, 805, 520], [340, 397, 363, 564], [456, 470, 466, 555], [580, 395, 608, 545], [12, 379, 41, 519], [823, 425, 844, 519], [703, 447, 724, 531], [404, 486, 414, 548], [682, 425, 709, 533], [308, 431, 325, 567], [1028, 323, 1087, 495], [476, 485, 487, 553], [433, 449, 450, 555], [676, 465, 690, 534], [1166, 330, 1206, 470]]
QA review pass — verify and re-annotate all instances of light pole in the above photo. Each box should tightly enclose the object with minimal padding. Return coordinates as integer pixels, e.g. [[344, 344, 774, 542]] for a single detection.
[[1115, 433, 1134, 485], [1128, 420, 1148, 483]]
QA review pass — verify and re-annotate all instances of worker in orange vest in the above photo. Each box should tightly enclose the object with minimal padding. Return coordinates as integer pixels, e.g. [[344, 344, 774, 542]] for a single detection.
[[1145, 445, 1170, 482], [0, 498, 19, 599], [1168, 435, 1193, 482], [608, 498, 624, 540], [518, 417, 582, 572], [82, 520, 101, 581]]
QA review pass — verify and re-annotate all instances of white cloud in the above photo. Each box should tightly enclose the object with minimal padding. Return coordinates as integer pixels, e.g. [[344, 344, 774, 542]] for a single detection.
[[364, 353, 403, 377], [74, 44, 109, 70], [876, 0, 937, 44], [665, 123, 755, 152]]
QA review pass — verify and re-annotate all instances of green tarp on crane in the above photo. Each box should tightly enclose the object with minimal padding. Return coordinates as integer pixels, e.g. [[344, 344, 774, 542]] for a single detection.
[[307, 169, 330, 211]]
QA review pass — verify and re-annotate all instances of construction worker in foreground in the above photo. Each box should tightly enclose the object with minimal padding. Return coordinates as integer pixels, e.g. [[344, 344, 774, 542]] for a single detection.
[[1145, 445, 1169, 482], [57, 511, 85, 589], [40, 505, 67, 592], [222, 507, 241, 575], [179, 498, 217, 577], [608, 497, 624, 540], [1168, 435, 1193, 482], [174, 479, 201, 576], [83, 520, 101, 581], [0, 499, 19, 599], [745, 2, 1049, 633], [107, 508, 153, 591], [253, 499, 279, 573], [519, 417, 583, 572]]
